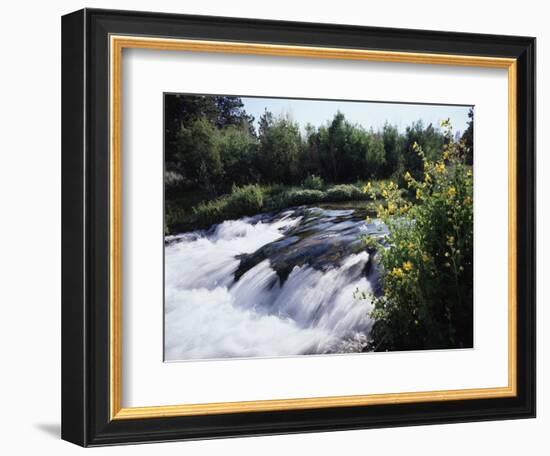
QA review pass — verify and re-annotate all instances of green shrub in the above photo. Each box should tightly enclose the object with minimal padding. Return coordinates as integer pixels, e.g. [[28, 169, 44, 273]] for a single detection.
[[191, 198, 228, 229], [302, 174, 325, 190], [165, 202, 186, 235], [262, 183, 289, 197], [225, 184, 264, 215], [167, 179, 376, 234], [189, 184, 264, 230], [285, 189, 326, 206], [363, 120, 473, 351], [325, 184, 365, 202]]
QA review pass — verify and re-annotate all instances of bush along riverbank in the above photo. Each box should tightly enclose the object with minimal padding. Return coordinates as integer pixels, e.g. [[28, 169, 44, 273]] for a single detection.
[[165, 178, 390, 234], [358, 120, 473, 351]]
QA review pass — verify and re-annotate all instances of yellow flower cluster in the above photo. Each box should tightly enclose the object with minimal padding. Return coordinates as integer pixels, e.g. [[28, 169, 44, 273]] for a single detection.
[[435, 162, 446, 174], [361, 117, 473, 350], [390, 267, 404, 279], [390, 261, 413, 279]]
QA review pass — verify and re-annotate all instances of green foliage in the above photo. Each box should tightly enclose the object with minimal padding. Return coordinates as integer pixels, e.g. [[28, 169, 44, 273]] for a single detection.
[[190, 184, 264, 230], [402, 121, 445, 180], [381, 123, 404, 178], [325, 184, 365, 201], [165, 181, 376, 233], [165, 94, 455, 199], [257, 114, 304, 184], [164, 201, 186, 235], [165, 94, 254, 147], [461, 108, 474, 165], [174, 118, 223, 193], [314, 113, 388, 182], [302, 174, 325, 190], [364, 120, 473, 351], [164, 94, 473, 242], [218, 125, 259, 187], [364, 133, 386, 178], [225, 184, 264, 215], [283, 189, 326, 206]]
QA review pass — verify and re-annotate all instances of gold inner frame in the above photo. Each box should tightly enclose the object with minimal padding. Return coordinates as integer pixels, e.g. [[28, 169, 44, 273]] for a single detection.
[[109, 35, 518, 420]]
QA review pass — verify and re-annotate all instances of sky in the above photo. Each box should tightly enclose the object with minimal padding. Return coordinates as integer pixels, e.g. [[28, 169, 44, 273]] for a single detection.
[[241, 96, 471, 135]]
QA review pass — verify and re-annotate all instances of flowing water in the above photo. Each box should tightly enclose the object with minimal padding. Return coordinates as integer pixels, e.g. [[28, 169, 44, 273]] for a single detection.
[[164, 206, 387, 361]]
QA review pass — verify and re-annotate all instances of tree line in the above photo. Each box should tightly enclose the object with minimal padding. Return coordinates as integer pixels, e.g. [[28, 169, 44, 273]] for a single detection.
[[165, 94, 473, 197]]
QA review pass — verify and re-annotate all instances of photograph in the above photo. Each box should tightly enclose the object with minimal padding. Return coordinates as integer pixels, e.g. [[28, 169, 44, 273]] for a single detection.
[[58, 6, 536, 447], [163, 94, 474, 361]]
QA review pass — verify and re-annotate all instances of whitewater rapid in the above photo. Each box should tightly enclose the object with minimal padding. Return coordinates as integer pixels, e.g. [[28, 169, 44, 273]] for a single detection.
[[164, 209, 376, 361]]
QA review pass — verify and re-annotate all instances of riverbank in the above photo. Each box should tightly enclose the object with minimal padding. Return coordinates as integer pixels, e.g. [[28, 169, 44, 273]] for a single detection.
[[165, 180, 390, 234]]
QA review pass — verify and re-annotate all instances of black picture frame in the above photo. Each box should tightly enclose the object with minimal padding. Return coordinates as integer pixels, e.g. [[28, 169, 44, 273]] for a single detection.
[[62, 8, 536, 447]]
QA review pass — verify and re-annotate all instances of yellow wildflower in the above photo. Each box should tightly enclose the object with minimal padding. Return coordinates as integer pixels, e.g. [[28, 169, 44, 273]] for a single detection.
[[447, 186, 456, 198], [403, 261, 413, 272], [363, 182, 372, 194], [435, 162, 445, 173], [391, 267, 404, 279], [416, 188, 423, 200]]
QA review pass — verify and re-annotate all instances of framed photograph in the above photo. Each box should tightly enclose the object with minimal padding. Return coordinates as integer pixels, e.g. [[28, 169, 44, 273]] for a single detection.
[[61, 8, 536, 446]]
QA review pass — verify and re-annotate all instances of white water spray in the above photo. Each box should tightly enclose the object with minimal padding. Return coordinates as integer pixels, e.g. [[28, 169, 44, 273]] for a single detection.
[[164, 212, 375, 361]]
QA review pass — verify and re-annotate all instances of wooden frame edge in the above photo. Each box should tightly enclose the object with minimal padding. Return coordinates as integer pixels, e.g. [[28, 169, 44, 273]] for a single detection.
[[108, 35, 518, 421], [112, 386, 516, 420]]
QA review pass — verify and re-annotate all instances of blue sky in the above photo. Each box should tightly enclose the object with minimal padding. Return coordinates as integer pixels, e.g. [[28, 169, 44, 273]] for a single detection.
[[241, 97, 471, 135]]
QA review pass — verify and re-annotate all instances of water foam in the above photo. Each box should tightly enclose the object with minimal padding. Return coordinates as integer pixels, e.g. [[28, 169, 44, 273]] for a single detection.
[[165, 213, 374, 361]]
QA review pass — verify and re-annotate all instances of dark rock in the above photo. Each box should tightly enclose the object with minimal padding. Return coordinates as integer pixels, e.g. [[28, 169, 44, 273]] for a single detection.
[[234, 206, 387, 286]]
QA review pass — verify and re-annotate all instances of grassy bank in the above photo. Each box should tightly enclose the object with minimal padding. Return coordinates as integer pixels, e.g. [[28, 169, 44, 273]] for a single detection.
[[165, 180, 388, 234]]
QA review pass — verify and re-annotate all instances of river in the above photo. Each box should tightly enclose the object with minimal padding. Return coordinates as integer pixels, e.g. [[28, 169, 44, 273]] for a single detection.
[[164, 205, 387, 361]]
